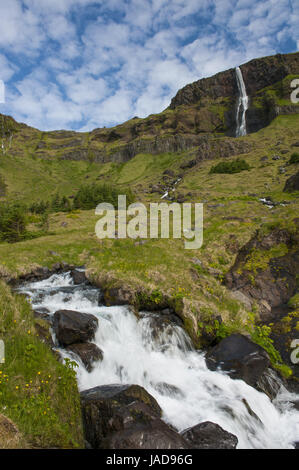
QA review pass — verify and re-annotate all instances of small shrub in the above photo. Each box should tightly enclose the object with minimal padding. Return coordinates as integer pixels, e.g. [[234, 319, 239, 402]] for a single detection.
[[289, 152, 299, 164], [210, 158, 250, 174], [0, 203, 27, 242]]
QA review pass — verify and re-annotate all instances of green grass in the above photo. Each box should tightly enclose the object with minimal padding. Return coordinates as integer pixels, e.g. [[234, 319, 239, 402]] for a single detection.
[[0, 281, 84, 448]]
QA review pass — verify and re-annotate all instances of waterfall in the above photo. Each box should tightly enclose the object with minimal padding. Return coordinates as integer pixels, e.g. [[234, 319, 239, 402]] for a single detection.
[[17, 271, 299, 449], [235, 66, 248, 137]]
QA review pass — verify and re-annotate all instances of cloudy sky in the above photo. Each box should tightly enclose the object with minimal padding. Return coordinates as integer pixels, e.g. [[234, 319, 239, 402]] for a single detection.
[[0, 0, 298, 131]]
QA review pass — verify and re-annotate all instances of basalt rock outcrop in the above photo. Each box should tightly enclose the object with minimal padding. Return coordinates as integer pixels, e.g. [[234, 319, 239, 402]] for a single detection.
[[225, 227, 299, 322]]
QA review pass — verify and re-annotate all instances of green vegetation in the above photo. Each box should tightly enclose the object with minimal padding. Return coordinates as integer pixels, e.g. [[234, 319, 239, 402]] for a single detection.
[[73, 183, 135, 210], [289, 152, 299, 164], [0, 281, 84, 448], [243, 243, 289, 275], [0, 203, 27, 243], [209, 158, 250, 174], [288, 293, 299, 309]]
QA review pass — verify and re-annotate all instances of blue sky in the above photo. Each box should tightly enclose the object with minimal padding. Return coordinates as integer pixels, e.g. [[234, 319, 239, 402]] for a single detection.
[[0, 0, 298, 131]]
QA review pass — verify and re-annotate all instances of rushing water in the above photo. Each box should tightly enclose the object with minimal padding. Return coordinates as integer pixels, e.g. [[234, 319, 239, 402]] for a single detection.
[[17, 271, 299, 449], [235, 66, 249, 137]]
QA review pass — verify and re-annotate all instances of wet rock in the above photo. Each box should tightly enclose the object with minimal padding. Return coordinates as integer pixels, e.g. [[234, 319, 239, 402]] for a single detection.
[[18, 266, 51, 283], [283, 170, 299, 192], [255, 367, 283, 400], [153, 382, 184, 399], [71, 269, 87, 285], [104, 287, 134, 306], [33, 307, 52, 323], [141, 311, 184, 335], [66, 343, 103, 372], [53, 310, 98, 346], [181, 421, 238, 449], [241, 399, 263, 423], [291, 400, 299, 411], [205, 334, 271, 392], [80, 384, 189, 449]]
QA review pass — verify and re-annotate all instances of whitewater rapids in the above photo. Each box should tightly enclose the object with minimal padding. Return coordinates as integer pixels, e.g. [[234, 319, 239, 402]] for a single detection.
[[18, 271, 299, 449]]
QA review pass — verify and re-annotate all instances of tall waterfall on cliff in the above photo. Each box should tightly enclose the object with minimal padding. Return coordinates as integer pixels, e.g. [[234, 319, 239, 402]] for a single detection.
[[235, 66, 249, 137]]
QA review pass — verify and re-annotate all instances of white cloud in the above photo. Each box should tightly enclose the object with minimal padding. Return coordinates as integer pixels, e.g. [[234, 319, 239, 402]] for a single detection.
[[0, 0, 297, 130]]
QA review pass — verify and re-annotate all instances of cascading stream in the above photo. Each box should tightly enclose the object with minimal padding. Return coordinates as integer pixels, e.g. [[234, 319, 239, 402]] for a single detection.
[[235, 66, 249, 137], [17, 272, 299, 449]]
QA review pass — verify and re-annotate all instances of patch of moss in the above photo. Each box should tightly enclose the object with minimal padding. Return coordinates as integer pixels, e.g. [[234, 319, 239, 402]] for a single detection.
[[243, 243, 289, 275]]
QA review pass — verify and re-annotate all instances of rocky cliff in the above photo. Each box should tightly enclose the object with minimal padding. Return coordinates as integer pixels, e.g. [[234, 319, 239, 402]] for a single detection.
[[170, 52, 299, 134], [1, 52, 299, 164]]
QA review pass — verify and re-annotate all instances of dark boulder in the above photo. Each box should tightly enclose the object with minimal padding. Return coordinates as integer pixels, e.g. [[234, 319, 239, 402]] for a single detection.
[[80, 384, 189, 449], [181, 421, 238, 449], [205, 334, 271, 391], [283, 171, 299, 192], [53, 310, 98, 346], [104, 287, 134, 306], [71, 269, 87, 285], [66, 343, 103, 372]]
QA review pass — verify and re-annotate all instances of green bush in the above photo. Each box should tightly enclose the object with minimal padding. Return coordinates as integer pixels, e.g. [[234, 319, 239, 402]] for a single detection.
[[210, 158, 250, 174], [0, 203, 27, 242], [73, 183, 135, 210], [289, 152, 299, 164]]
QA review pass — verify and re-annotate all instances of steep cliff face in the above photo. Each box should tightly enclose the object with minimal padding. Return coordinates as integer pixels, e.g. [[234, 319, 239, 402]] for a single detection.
[[170, 53, 299, 108], [1, 52, 299, 165], [170, 52, 299, 135]]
